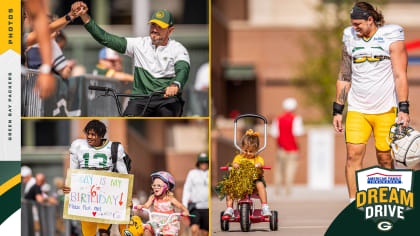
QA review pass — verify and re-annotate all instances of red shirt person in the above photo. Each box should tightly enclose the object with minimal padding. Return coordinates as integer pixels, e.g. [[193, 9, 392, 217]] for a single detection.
[[271, 98, 304, 195]]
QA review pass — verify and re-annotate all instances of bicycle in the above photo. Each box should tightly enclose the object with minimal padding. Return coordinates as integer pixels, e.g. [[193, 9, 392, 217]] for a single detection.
[[133, 206, 195, 236], [88, 86, 182, 117]]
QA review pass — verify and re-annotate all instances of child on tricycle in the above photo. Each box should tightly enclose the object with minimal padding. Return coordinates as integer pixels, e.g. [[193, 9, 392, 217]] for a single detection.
[[223, 128, 272, 217], [216, 114, 278, 232]]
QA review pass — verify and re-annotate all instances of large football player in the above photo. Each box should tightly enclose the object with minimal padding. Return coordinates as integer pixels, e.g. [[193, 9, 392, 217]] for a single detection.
[[63, 120, 128, 236], [332, 2, 410, 202]]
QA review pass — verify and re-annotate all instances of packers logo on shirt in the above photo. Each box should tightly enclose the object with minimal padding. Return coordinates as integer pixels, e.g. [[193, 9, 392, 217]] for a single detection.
[[156, 11, 164, 18], [356, 166, 414, 232]]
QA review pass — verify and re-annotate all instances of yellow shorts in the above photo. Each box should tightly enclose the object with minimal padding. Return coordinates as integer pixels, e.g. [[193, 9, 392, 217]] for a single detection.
[[345, 108, 396, 151], [81, 221, 111, 236]]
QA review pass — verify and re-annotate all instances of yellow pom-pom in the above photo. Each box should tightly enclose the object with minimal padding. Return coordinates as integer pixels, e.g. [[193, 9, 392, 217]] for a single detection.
[[215, 160, 262, 200]]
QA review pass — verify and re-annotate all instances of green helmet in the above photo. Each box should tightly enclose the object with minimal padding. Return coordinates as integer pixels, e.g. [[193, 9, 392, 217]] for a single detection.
[[197, 152, 209, 163]]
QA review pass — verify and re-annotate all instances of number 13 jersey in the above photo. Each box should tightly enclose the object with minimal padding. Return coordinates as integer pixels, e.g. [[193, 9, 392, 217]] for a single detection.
[[69, 139, 125, 172]]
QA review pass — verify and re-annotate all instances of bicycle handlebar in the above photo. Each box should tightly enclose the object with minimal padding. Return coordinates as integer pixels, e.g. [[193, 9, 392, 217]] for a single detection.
[[88, 86, 180, 96], [220, 166, 271, 170], [88, 85, 182, 116], [88, 85, 113, 92], [133, 207, 196, 218]]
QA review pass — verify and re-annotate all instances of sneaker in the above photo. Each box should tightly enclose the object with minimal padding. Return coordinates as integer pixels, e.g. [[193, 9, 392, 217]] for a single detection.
[[262, 205, 272, 216], [223, 207, 234, 217]]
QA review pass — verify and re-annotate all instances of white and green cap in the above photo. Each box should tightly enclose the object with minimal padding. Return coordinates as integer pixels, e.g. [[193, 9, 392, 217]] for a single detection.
[[149, 9, 174, 28]]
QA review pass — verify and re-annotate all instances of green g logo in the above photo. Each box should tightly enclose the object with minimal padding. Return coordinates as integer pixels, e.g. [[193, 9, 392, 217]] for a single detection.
[[377, 221, 393, 232], [156, 11, 164, 18]]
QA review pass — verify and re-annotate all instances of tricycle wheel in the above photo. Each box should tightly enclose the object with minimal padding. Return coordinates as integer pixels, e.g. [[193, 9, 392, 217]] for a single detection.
[[270, 210, 278, 231], [240, 203, 251, 232], [220, 211, 229, 231]]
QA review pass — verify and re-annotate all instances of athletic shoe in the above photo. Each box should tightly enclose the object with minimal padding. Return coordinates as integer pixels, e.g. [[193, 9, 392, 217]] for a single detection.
[[262, 205, 272, 216], [223, 207, 234, 217]]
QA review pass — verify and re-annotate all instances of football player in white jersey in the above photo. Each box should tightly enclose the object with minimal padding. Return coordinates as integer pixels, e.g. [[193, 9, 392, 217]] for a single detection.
[[332, 2, 410, 202], [63, 120, 128, 236]]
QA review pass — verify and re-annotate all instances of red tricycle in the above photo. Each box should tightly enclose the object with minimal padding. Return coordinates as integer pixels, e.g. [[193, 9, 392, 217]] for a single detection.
[[219, 114, 278, 232]]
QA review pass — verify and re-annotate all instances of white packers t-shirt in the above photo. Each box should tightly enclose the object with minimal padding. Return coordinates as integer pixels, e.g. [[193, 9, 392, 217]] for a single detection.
[[125, 37, 190, 89], [343, 24, 404, 114]]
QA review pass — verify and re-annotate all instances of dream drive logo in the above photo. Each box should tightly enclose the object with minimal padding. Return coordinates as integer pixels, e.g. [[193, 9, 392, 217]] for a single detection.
[[356, 166, 414, 232]]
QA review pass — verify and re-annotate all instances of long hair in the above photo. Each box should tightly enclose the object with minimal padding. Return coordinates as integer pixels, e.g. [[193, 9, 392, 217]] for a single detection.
[[355, 2, 385, 27]]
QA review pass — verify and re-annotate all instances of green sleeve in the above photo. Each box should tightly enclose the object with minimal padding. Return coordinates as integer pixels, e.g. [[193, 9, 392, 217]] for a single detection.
[[84, 19, 127, 54], [173, 60, 190, 89]]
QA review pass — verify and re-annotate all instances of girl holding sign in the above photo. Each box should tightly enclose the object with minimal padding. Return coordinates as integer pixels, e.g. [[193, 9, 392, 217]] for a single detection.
[[136, 171, 190, 236]]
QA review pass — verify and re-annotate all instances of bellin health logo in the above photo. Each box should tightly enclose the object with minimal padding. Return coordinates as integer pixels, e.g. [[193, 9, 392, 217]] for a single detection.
[[356, 167, 414, 231]]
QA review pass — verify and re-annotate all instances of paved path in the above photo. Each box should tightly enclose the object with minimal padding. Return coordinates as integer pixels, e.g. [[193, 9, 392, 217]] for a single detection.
[[210, 185, 349, 236]]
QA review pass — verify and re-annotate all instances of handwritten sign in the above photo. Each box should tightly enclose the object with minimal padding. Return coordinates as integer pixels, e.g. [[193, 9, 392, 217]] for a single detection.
[[63, 169, 133, 224]]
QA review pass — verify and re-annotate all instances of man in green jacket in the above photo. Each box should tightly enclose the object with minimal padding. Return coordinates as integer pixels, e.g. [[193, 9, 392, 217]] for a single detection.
[[73, 2, 190, 116]]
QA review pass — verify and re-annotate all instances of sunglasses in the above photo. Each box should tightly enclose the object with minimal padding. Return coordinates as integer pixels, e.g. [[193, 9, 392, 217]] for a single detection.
[[151, 184, 165, 189]]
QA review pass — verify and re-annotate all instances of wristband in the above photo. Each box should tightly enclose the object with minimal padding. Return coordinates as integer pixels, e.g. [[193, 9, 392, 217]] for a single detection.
[[398, 101, 409, 114], [172, 81, 181, 89], [39, 64, 52, 74], [332, 102, 345, 116], [65, 14, 72, 22]]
